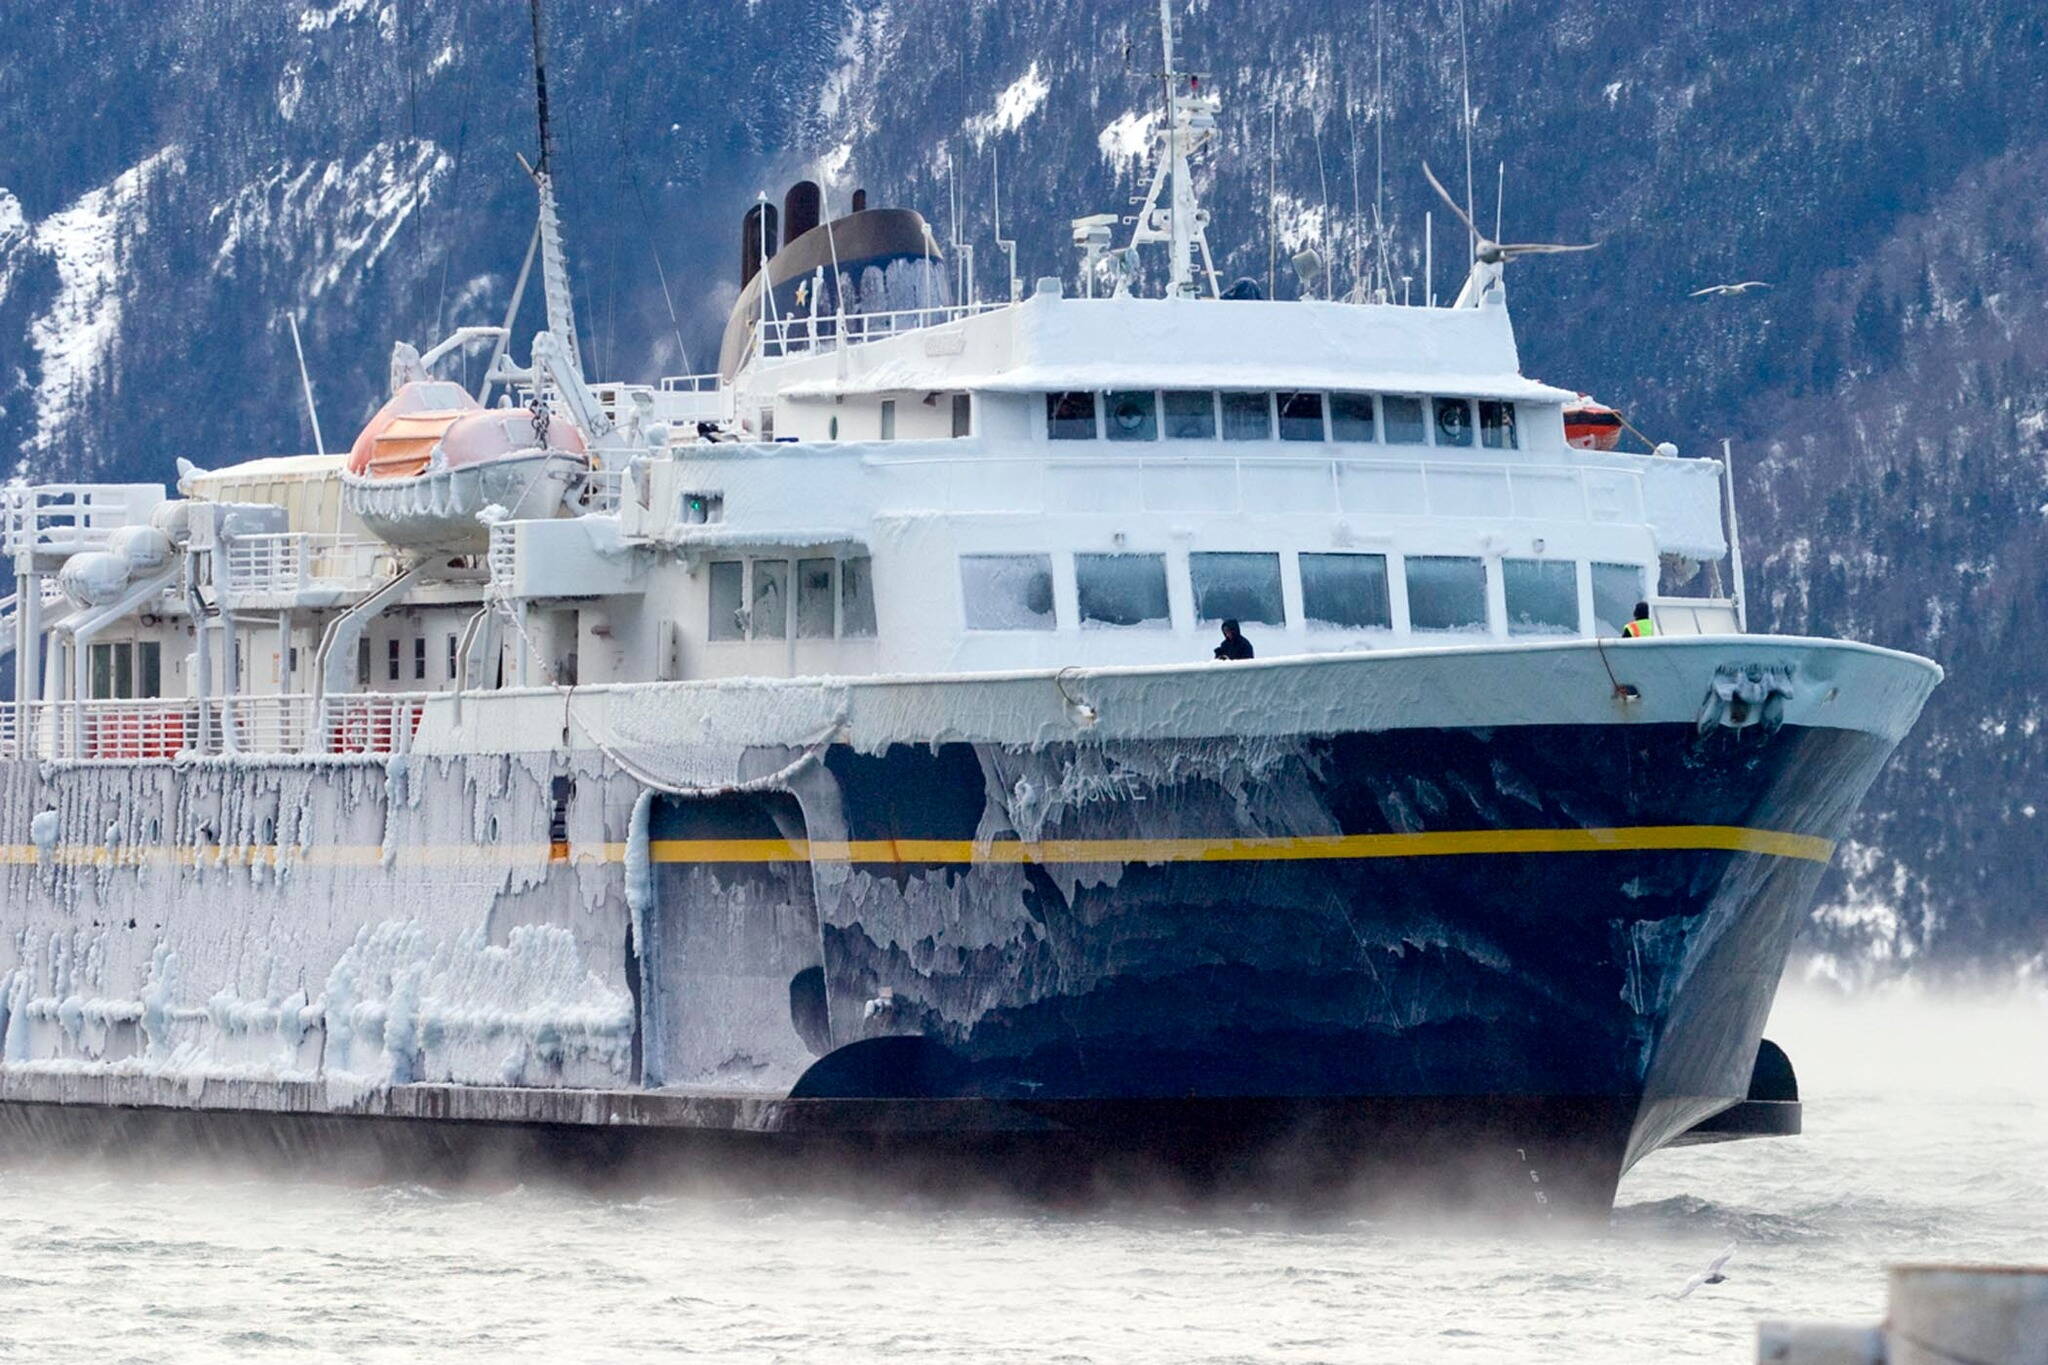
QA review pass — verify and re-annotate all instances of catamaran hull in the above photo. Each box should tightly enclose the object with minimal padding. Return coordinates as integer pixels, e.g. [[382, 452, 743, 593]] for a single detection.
[[0, 638, 1938, 1208]]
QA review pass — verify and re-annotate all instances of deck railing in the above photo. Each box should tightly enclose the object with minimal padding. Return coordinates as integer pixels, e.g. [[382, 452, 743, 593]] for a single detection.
[[866, 452, 1649, 525], [1, 693, 434, 761], [220, 533, 393, 599], [752, 300, 1009, 362], [1, 483, 166, 562]]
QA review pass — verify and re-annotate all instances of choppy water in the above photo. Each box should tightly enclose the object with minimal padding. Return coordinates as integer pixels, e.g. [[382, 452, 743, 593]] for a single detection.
[[1, 987, 2042, 1364]]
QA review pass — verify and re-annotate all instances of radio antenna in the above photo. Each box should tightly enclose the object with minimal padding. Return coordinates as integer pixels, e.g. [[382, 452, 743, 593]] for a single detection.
[[1455, 0, 1477, 263], [284, 313, 326, 456], [992, 150, 1019, 302]]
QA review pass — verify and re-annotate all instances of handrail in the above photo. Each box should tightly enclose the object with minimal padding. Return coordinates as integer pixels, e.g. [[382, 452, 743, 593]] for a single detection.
[[220, 532, 394, 596], [858, 451, 1649, 524], [752, 300, 1010, 362], [0, 692, 439, 761]]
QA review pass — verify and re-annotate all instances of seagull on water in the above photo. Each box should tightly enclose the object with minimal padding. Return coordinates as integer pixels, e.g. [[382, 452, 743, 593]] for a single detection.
[[1690, 281, 1772, 298], [1676, 1243, 1737, 1299]]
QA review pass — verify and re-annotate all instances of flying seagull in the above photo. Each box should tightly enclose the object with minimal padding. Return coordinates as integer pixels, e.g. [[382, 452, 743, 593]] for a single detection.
[[1421, 162, 1601, 264], [1690, 281, 1771, 298], [1676, 1243, 1737, 1299]]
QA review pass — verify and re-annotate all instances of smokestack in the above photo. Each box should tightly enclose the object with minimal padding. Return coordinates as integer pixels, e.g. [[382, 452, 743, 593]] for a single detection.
[[741, 201, 780, 288], [783, 180, 822, 245], [851, 188, 868, 213]]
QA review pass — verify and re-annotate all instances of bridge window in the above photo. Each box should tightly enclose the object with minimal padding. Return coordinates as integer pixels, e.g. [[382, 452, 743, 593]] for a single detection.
[[1382, 396, 1427, 445], [1105, 390, 1159, 442], [841, 555, 877, 637], [1480, 400, 1519, 450], [951, 393, 972, 437], [797, 559, 836, 639], [1592, 562, 1646, 637], [1077, 553, 1171, 628], [1221, 391, 1273, 441], [1300, 553, 1392, 630], [879, 400, 896, 441], [1047, 391, 1097, 440], [1330, 393, 1377, 442], [1190, 552, 1285, 625], [1504, 558, 1580, 635], [962, 554, 1057, 631], [751, 559, 789, 639], [1434, 398, 1475, 448], [1164, 391, 1217, 439], [1277, 392, 1326, 442], [1406, 555, 1488, 632], [708, 561, 745, 641]]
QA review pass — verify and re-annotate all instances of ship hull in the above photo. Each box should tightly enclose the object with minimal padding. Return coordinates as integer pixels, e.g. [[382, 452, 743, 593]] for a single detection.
[[0, 638, 1939, 1208]]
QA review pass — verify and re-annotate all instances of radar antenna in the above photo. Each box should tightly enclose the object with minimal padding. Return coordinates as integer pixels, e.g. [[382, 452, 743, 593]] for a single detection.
[[1124, 0, 1221, 299]]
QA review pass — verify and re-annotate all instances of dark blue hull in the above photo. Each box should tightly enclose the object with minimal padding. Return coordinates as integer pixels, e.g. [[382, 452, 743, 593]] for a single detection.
[[641, 718, 1889, 1181]]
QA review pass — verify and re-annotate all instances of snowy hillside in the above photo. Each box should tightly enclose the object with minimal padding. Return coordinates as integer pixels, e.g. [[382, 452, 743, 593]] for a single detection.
[[0, 0, 2042, 971]]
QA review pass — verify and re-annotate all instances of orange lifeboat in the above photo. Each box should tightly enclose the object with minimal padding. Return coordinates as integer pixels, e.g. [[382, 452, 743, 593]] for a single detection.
[[342, 380, 591, 549], [1563, 396, 1625, 451]]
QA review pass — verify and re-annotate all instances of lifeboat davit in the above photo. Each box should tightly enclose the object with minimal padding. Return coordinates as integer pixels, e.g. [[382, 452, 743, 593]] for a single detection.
[[341, 380, 590, 550], [1563, 395, 1625, 451]]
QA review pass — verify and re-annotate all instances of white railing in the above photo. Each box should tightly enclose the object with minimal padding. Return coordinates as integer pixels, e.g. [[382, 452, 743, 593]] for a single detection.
[[865, 453, 1648, 526], [220, 533, 393, 599], [576, 468, 625, 515], [1, 483, 165, 561], [657, 373, 721, 393], [752, 300, 1008, 362], [1, 693, 435, 761], [487, 522, 518, 596]]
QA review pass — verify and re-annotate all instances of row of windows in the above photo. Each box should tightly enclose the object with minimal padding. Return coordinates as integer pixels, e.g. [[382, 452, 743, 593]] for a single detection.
[[708, 555, 878, 642], [1047, 390, 1519, 450], [353, 634, 460, 685], [960, 551, 1647, 637]]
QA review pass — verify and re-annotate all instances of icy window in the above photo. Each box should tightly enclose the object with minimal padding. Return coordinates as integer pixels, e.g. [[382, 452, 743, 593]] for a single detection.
[[951, 393, 972, 438], [1301, 552, 1392, 629], [961, 554, 1056, 630], [708, 560, 745, 641], [1047, 391, 1097, 440], [139, 642, 161, 698], [841, 555, 878, 637], [680, 492, 723, 525], [1190, 552, 1285, 624], [797, 558, 836, 639], [1504, 558, 1580, 635], [752, 559, 789, 639], [1330, 393, 1376, 442], [1406, 555, 1488, 631], [445, 634, 458, 681], [1480, 401, 1519, 450], [1277, 392, 1326, 442], [1383, 396, 1427, 445], [879, 400, 896, 440], [1105, 391, 1159, 442], [1164, 391, 1217, 439], [1221, 391, 1273, 441], [1077, 553, 1171, 628], [413, 636, 426, 680], [1434, 397, 1475, 447], [387, 638, 400, 682], [356, 639, 371, 686], [1592, 562, 1646, 637]]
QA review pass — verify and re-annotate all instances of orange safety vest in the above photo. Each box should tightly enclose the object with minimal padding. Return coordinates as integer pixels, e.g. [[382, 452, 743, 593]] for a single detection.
[[1622, 617, 1657, 639]]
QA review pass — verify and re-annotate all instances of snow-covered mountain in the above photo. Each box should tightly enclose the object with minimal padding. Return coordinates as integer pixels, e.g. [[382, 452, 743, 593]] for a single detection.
[[1, 0, 2042, 973]]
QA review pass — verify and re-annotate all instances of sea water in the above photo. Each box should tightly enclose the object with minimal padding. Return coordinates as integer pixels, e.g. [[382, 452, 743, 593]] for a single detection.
[[0, 986, 2041, 1364]]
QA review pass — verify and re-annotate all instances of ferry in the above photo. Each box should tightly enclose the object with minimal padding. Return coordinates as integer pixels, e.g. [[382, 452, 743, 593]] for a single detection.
[[0, 2, 1938, 1211]]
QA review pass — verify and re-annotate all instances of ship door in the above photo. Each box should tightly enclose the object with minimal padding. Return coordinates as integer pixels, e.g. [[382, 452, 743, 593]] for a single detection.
[[636, 791, 829, 1089]]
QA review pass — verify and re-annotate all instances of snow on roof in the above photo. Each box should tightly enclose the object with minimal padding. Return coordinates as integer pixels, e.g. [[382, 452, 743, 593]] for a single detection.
[[186, 454, 346, 484], [767, 292, 1577, 404]]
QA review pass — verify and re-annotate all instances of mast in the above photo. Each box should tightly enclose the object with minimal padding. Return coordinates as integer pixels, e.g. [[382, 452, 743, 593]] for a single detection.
[[530, 0, 585, 379], [1124, 0, 1220, 299]]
